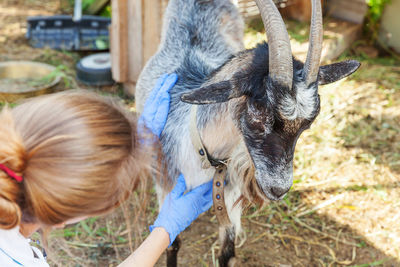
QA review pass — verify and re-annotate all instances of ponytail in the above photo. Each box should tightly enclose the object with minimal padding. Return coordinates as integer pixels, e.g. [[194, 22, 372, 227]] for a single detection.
[[0, 107, 26, 229]]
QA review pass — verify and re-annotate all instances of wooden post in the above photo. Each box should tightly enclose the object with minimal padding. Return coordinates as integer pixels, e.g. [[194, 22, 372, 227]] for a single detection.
[[110, 0, 166, 97], [143, 0, 163, 63], [110, 0, 128, 82]]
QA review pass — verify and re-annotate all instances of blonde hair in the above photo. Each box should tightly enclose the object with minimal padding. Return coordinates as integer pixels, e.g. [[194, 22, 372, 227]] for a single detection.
[[0, 91, 150, 229]]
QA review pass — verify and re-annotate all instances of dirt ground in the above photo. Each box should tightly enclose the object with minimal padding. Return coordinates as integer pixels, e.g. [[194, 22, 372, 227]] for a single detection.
[[1, 0, 399, 266]]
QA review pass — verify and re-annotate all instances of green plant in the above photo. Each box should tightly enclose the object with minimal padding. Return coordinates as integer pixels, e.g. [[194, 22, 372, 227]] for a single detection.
[[99, 4, 111, 17], [67, 0, 111, 17], [67, 0, 95, 11], [364, 0, 391, 43], [46, 65, 76, 89]]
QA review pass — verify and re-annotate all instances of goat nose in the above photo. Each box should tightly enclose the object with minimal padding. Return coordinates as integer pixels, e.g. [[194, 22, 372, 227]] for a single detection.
[[270, 186, 289, 199]]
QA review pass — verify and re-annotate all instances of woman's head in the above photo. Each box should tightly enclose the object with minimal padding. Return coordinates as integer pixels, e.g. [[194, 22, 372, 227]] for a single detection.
[[0, 91, 149, 229]]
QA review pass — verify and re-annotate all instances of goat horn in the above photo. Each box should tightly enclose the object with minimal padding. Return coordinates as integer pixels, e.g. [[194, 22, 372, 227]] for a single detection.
[[255, 0, 293, 90], [303, 0, 323, 87]]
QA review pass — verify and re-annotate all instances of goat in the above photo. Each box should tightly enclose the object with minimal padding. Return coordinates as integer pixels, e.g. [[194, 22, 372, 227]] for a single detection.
[[135, 0, 360, 266]]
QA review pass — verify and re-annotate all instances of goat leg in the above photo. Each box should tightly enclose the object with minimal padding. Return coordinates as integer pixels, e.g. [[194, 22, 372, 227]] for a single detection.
[[166, 235, 181, 267], [218, 225, 237, 267]]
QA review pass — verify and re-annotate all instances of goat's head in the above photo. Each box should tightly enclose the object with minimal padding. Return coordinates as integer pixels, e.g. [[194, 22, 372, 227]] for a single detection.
[[181, 0, 360, 201]]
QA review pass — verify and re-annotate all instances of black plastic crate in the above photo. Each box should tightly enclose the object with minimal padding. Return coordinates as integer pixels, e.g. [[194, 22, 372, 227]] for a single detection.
[[26, 15, 111, 51]]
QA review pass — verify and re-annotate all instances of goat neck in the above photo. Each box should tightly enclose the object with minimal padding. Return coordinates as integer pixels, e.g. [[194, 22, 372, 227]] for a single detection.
[[196, 101, 242, 162]]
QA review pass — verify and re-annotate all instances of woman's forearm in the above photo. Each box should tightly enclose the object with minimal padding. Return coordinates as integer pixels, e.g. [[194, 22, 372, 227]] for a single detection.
[[118, 174, 213, 266], [118, 227, 170, 267]]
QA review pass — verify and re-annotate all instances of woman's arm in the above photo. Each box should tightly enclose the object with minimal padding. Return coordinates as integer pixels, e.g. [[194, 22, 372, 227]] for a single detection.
[[118, 175, 213, 267], [118, 227, 169, 267]]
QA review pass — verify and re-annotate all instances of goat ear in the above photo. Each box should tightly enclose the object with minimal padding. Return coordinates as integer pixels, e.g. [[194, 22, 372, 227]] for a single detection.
[[318, 60, 361, 85], [180, 81, 243, 104]]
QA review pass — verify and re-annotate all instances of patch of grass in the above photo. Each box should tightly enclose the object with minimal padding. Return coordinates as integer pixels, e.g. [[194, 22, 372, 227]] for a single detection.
[[34, 48, 79, 67], [286, 20, 310, 43], [349, 259, 389, 267], [32, 49, 79, 89], [348, 61, 400, 90], [346, 185, 369, 192], [244, 19, 267, 49], [357, 240, 367, 248], [339, 46, 400, 90], [0, 102, 17, 108], [244, 19, 311, 48], [36, 65, 75, 88]]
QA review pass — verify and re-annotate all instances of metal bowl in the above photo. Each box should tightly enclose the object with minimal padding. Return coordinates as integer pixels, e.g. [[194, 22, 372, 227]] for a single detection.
[[0, 61, 61, 102]]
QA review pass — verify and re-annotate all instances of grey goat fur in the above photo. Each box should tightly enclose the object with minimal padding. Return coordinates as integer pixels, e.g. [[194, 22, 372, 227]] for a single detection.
[[135, 0, 360, 266], [136, 2, 245, 264]]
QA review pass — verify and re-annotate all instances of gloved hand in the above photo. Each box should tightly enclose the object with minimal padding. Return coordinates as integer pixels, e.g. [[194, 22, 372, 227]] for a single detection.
[[150, 174, 213, 246], [138, 73, 178, 138]]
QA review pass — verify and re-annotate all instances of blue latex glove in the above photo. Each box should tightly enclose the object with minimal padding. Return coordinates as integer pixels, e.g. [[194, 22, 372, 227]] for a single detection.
[[150, 174, 213, 246], [138, 73, 178, 137]]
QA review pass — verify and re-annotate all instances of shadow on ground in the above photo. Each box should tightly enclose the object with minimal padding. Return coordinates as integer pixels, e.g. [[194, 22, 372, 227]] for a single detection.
[[155, 196, 400, 267], [340, 114, 400, 175]]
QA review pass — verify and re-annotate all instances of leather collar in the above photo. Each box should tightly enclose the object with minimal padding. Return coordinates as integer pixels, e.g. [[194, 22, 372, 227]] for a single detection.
[[189, 105, 231, 226]]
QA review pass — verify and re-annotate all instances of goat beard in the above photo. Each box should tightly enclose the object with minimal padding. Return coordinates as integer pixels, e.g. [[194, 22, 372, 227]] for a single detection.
[[227, 143, 269, 208]]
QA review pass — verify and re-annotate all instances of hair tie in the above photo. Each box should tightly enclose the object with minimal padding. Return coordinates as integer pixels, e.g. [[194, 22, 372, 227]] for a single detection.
[[0, 164, 23, 183]]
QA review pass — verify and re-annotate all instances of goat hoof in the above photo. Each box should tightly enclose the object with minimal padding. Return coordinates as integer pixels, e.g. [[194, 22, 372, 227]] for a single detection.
[[228, 257, 237, 267]]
